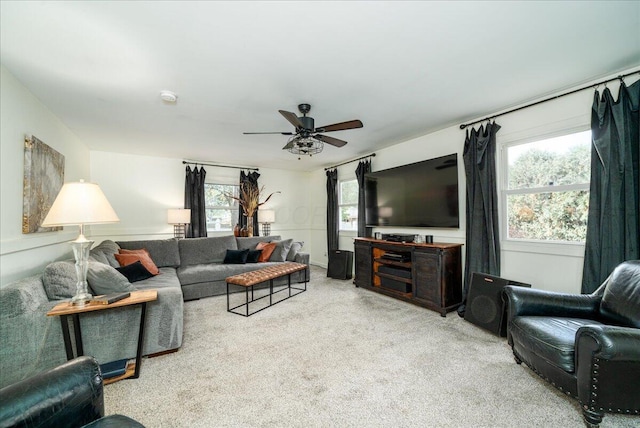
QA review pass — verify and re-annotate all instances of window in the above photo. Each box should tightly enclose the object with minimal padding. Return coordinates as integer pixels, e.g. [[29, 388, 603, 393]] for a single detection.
[[204, 183, 239, 232], [339, 179, 359, 231], [503, 130, 591, 243]]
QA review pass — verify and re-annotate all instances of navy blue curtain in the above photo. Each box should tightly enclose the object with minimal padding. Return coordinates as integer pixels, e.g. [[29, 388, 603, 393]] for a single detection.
[[184, 166, 207, 238], [582, 79, 640, 293], [238, 171, 260, 236], [326, 169, 339, 252], [355, 160, 372, 237], [459, 122, 501, 316]]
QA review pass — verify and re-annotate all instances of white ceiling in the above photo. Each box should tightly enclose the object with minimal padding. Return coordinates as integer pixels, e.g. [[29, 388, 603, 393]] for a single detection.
[[1, 1, 639, 172]]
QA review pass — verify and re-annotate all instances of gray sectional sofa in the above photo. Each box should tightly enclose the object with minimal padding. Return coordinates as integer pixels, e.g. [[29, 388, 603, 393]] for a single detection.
[[0, 234, 308, 388]]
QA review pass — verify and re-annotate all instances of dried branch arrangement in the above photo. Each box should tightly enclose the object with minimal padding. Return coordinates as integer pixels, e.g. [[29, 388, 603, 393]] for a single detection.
[[226, 182, 279, 219]]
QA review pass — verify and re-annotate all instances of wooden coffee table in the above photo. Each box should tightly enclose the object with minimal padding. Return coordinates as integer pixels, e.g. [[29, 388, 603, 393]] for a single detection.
[[47, 289, 157, 384]]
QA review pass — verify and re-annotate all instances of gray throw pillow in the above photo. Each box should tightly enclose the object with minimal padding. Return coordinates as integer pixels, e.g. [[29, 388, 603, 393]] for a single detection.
[[269, 239, 293, 262], [92, 240, 121, 268], [286, 241, 304, 261], [87, 261, 132, 295], [42, 260, 77, 300], [89, 249, 109, 265]]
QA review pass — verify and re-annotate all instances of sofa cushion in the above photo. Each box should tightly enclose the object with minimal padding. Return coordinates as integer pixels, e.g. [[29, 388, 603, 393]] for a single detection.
[[510, 316, 604, 373], [178, 262, 283, 285], [92, 240, 121, 268], [42, 261, 77, 299], [236, 235, 281, 251], [87, 262, 133, 295], [599, 260, 640, 328], [115, 251, 160, 275], [256, 242, 277, 262], [286, 241, 304, 261], [116, 261, 154, 283], [223, 249, 249, 264], [179, 236, 238, 265], [269, 239, 293, 262], [246, 249, 262, 263], [116, 239, 180, 268]]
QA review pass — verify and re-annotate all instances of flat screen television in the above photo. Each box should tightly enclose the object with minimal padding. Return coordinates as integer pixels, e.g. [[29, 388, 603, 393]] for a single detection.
[[364, 153, 459, 228]]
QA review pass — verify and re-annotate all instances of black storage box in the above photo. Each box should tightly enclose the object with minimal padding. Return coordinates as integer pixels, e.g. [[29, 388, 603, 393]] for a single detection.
[[380, 277, 412, 293]]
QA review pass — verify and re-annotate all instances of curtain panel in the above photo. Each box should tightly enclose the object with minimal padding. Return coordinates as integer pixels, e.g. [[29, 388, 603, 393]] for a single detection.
[[326, 169, 339, 252], [460, 122, 501, 315], [184, 166, 207, 238], [237, 171, 261, 236], [355, 160, 372, 238], [582, 79, 640, 293]]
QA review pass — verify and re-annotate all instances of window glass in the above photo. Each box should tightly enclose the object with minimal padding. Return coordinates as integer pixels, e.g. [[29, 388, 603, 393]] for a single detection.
[[504, 130, 591, 242], [339, 179, 358, 231], [204, 183, 239, 232]]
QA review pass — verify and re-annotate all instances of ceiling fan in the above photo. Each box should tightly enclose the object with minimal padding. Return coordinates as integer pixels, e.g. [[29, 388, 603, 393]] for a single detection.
[[243, 103, 363, 157]]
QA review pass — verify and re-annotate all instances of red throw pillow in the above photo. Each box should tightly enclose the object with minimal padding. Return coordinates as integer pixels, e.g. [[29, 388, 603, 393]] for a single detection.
[[115, 250, 159, 275], [255, 242, 277, 262]]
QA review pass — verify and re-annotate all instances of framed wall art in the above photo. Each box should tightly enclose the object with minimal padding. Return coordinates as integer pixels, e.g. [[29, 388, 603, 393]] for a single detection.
[[22, 135, 65, 234]]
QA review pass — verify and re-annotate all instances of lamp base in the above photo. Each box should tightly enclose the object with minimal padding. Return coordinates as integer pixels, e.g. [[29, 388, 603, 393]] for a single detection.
[[261, 223, 271, 236], [70, 238, 94, 306]]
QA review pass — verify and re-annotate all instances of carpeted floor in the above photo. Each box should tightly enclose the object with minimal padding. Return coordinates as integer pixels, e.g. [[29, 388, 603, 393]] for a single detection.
[[105, 266, 637, 427]]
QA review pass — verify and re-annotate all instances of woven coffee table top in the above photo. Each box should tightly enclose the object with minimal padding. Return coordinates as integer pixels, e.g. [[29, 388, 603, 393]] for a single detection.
[[226, 262, 307, 287]]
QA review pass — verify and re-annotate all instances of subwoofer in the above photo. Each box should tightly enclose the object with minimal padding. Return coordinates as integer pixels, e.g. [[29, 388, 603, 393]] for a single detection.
[[327, 250, 353, 280], [464, 273, 531, 337]]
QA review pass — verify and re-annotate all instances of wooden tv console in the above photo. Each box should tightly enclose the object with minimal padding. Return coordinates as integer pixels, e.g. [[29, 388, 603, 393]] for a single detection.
[[353, 238, 462, 316]]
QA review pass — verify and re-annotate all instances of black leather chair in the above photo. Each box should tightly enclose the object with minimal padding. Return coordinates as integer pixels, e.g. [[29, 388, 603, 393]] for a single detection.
[[503, 260, 640, 427], [0, 356, 144, 428]]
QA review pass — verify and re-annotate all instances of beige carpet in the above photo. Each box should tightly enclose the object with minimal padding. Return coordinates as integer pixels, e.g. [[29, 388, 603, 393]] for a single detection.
[[105, 266, 637, 427]]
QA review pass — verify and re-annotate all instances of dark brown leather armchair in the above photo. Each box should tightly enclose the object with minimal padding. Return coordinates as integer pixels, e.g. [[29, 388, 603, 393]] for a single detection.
[[0, 356, 144, 428], [504, 260, 640, 427]]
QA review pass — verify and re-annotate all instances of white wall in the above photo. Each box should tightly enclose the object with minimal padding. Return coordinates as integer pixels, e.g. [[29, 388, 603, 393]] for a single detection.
[[0, 66, 90, 285], [89, 152, 313, 247], [311, 68, 639, 294]]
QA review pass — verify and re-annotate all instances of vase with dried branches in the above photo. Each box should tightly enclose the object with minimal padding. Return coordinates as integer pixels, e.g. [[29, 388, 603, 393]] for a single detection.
[[226, 182, 279, 237]]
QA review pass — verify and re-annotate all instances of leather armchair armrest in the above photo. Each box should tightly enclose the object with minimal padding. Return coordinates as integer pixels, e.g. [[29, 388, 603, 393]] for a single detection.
[[503, 286, 601, 324], [0, 356, 104, 428], [575, 325, 640, 415], [576, 324, 640, 361]]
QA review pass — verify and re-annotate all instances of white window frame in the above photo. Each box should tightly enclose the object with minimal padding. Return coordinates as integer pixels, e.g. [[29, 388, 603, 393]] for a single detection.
[[204, 183, 239, 233], [338, 178, 359, 232], [498, 126, 591, 256]]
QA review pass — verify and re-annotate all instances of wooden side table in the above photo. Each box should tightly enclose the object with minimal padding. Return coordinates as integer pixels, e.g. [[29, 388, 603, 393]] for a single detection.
[[47, 289, 157, 384]]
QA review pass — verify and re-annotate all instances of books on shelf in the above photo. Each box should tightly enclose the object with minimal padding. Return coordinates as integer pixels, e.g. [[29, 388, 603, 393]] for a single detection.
[[100, 359, 129, 378], [91, 292, 130, 305]]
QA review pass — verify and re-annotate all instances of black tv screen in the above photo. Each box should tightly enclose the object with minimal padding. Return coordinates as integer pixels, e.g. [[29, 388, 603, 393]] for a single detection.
[[365, 154, 459, 228]]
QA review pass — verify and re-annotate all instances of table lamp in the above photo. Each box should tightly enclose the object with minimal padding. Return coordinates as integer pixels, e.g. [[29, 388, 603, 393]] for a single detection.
[[41, 180, 119, 305], [258, 209, 275, 236], [167, 208, 191, 238]]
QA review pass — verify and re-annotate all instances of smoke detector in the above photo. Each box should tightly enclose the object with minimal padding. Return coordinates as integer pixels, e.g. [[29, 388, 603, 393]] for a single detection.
[[160, 90, 178, 103]]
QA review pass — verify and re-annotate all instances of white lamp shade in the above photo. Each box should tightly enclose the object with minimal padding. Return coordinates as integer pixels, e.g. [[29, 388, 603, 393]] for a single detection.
[[41, 181, 119, 226], [168, 208, 191, 224], [258, 209, 275, 224]]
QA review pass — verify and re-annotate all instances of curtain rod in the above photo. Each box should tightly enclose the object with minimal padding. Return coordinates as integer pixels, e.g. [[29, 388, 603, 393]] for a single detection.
[[324, 153, 376, 171], [459, 69, 640, 130], [182, 160, 259, 171]]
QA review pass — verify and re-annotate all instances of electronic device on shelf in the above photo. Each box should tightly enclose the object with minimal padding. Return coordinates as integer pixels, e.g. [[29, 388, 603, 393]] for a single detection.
[[381, 233, 415, 243], [380, 252, 411, 263]]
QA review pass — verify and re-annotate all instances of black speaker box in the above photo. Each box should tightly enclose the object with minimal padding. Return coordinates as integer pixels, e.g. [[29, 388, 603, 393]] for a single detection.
[[464, 273, 531, 337], [327, 250, 353, 280]]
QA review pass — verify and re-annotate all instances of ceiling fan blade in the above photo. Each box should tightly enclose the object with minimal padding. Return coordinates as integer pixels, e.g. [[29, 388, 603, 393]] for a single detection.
[[313, 134, 348, 147], [279, 110, 304, 129], [243, 132, 294, 135], [315, 119, 363, 133]]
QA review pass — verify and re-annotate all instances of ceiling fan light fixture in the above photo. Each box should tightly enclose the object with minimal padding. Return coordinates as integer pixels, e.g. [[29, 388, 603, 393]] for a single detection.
[[286, 136, 323, 157]]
